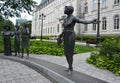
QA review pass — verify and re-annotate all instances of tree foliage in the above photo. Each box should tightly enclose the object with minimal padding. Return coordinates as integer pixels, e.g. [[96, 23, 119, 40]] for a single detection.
[[0, 15, 14, 31], [0, 0, 37, 18]]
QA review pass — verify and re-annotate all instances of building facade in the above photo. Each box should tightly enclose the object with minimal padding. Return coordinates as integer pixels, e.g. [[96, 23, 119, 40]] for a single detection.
[[32, 0, 83, 36], [32, 0, 120, 36], [84, 0, 120, 35]]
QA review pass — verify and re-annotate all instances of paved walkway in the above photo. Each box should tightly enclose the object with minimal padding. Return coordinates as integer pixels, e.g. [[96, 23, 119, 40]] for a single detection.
[[1, 52, 120, 83], [0, 41, 120, 83], [29, 52, 120, 83], [0, 58, 52, 83]]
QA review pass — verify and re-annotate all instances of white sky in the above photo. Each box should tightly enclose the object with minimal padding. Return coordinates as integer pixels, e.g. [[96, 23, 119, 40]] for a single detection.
[[9, 0, 41, 25]]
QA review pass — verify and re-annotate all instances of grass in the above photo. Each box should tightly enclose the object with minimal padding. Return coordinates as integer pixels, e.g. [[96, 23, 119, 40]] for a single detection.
[[0, 36, 96, 56]]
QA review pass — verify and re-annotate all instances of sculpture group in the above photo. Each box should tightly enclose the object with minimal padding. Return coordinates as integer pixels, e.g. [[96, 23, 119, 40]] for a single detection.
[[2, 6, 98, 75], [2, 24, 30, 58]]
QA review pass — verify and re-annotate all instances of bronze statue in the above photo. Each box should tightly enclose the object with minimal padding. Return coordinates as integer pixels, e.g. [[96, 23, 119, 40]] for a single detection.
[[21, 24, 30, 58], [2, 26, 12, 56], [58, 6, 97, 75], [13, 25, 20, 56]]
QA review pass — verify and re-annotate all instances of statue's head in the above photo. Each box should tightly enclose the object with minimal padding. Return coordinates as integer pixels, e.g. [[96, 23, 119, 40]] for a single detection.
[[15, 25, 19, 30], [24, 23, 29, 28], [64, 6, 74, 14], [4, 25, 11, 31]]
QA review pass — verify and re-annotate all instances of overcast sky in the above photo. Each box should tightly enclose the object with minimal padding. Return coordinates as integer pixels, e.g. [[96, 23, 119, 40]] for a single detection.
[[9, 0, 41, 25]]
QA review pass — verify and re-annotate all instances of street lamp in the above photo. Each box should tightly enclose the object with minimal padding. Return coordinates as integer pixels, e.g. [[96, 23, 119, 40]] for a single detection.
[[39, 13, 46, 41], [96, 0, 100, 47]]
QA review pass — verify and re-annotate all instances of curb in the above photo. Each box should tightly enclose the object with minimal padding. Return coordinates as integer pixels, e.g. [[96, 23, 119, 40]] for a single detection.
[[0, 55, 75, 83]]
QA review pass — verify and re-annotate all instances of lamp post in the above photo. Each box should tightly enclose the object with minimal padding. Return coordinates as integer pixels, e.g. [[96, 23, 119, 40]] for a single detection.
[[96, 0, 100, 47], [39, 13, 46, 41]]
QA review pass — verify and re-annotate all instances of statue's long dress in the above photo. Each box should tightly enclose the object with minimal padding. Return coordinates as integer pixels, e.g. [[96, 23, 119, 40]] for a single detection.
[[14, 30, 20, 52], [3, 31, 12, 56], [63, 30, 76, 57], [21, 28, 29, 49], [63, 16, 76, 70]]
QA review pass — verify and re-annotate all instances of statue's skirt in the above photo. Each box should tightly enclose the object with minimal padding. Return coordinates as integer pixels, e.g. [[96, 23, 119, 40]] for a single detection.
[[63, 30, 76, 57]]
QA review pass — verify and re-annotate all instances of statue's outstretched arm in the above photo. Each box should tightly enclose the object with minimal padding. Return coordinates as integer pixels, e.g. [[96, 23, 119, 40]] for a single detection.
[[74, 17, 94, 24]]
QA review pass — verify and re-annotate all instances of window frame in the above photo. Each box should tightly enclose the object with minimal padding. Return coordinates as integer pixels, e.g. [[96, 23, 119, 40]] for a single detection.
[[102, 17, 107, 30], [114, 15, 119, 30]]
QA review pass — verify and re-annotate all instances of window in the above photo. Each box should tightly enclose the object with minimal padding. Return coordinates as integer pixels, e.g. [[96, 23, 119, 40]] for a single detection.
[[102, 0, 107, 8], [84, 2, 88, 13], [114, 0, 120, 4], [84, 6, 88, 13], [114, 15, 119, 29], [51, 27, 52, 34], [84, 24, 88, 31], [93, 24, 96, 31], [92, 0, 97, 10], [102, 17, 107, 30], [57, 24, 60, 32]]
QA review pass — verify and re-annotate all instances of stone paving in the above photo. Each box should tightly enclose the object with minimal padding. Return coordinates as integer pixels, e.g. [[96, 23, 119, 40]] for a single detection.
[[0, 58, 52, 83], [29, 52, 120, 83]]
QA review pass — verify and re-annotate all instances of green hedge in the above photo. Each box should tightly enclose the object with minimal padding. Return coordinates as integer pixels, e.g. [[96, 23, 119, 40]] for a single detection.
[[29, 40, 95, 56], [87, 38, 120, 76], [0, 36, 95, 56], [87, 52, 120, 76], [76, 35, 120, 42]]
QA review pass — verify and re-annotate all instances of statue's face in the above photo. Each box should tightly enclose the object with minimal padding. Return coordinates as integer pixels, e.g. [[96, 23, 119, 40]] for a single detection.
[[64, 6, 69, 14], [16, 26, 19, 30], [64, 6, 74, 15]]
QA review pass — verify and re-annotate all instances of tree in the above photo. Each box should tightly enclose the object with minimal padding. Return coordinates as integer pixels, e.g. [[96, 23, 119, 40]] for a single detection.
[[0, 15, 14, 31], [0, 0, 37, 18]]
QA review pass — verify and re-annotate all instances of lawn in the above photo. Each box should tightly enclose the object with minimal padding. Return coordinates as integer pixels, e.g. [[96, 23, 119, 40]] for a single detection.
[[29, 40, 95, 56], [0, 37, 95, 56]]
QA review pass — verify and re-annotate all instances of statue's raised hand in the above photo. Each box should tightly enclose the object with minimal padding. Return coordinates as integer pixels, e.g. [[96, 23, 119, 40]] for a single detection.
[[92, 19, 100, 24]]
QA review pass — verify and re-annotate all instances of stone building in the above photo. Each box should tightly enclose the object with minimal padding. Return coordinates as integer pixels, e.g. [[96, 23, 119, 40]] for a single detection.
[[84, 0, 120, 35], [32, 0, 120, 36], [32, 0, 83, 36]]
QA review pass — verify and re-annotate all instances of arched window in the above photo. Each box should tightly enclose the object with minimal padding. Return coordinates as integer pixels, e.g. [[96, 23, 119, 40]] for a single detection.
[[57, 24, 59, 32], [93, 24, 96, 31], [102, 17, 107, 30], [114, 0, 120, 4], [102, 0, 107, 8], [84, 24, 88, 31], [92, 0, 97, 10], [114, 15, 119, 29]]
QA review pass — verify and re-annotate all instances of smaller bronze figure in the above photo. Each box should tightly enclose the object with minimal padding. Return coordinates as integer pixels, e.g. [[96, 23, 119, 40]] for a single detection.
[[21, 24, 30, 58], [13, 25, 20, 56], [2, 26, 12, 56], [58, 6, 97, 75]]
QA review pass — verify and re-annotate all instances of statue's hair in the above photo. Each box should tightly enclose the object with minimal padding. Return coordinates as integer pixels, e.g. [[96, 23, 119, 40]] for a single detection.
[[65, 6, 74, 14], [4, 25, 11, 31]]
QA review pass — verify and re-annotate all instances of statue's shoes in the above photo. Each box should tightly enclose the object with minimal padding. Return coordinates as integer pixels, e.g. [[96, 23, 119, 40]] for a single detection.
[[21, 56, 24, 58], [67, 70, 72, 75], [64, 69, 69, 72]]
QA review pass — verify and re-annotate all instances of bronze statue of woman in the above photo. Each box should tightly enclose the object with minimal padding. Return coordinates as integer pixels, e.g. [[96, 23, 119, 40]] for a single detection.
[[13, 25, 20, 56], [58, 6, 97, 75], [21, 24, 30, 58], [2, 26, 12, 56]]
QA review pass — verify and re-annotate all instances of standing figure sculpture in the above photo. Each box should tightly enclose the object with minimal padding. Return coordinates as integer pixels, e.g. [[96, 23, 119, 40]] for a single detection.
[[21, 24, 30, 58], [13, 25, 21, 56], [2, 26, 12, 56], [58, 6, 97, 75]]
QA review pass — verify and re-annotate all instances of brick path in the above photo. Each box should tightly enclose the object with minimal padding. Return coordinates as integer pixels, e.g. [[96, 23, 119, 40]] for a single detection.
[[0, 58, 52, 83]]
